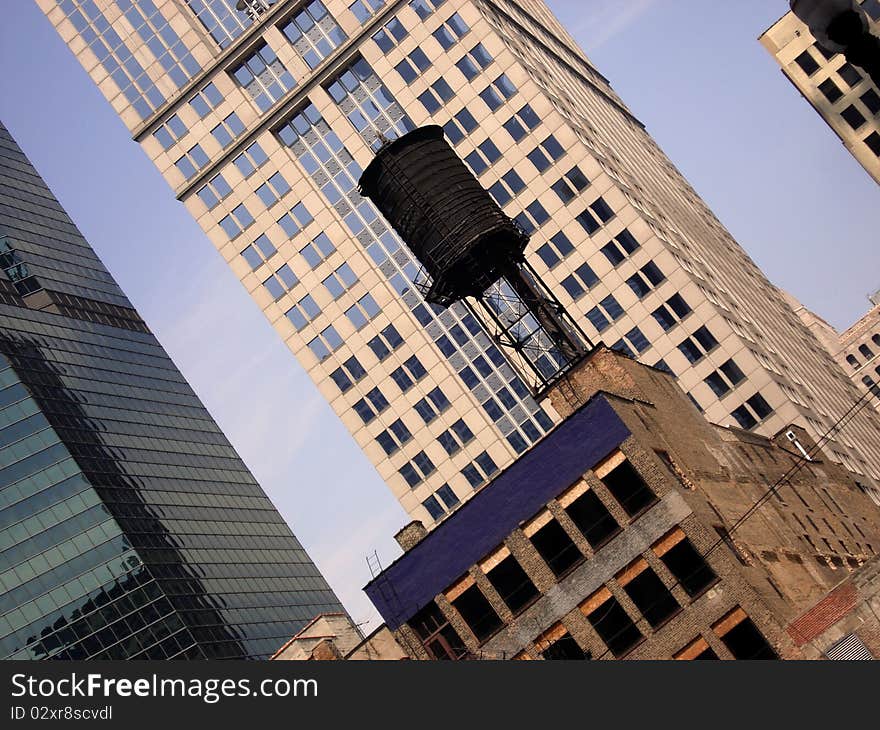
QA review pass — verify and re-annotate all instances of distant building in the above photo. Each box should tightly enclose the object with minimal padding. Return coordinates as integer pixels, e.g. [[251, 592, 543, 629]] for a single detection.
[[760, 2, 880, 184], [783, 289, 880, 417], [271, 613, 407, 660], [0, 121, 344, 660], [364, 348, 880, 660]]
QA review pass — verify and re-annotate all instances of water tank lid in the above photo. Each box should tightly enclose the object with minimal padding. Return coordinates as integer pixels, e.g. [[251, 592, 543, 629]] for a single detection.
[[358, 125, 445, 193]]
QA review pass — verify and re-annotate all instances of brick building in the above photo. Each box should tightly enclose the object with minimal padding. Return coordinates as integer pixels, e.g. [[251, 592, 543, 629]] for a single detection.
[[364, 348, 880, 660]]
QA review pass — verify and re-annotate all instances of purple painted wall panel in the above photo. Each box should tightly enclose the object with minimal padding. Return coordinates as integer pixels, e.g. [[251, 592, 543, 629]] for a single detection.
[[365, 395, 630, 629]]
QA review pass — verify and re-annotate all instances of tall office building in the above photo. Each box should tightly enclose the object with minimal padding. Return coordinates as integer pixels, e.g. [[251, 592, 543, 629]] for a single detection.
[[37, 0, 880, 526], [0, 120, 343, 660], [760, 2, 880, 185]]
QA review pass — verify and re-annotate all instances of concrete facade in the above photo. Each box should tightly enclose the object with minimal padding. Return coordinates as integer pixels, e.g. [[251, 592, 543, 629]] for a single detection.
[[760, 2, 880, 185], [39, 0, 880, 526], [365, 348, 880, 660]]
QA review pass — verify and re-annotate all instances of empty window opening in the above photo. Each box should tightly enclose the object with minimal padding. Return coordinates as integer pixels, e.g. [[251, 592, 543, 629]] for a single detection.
[[486, 556, 540, 614], [623, 567, 681, 628], [542, 632, 590, 660], [565, 489, 621, 548], [586, 596, 643, 658], [659, 537, 718, 596], [601, 460, 657, 517], [530, 519, 583, 577], [452, 585, 503, 642]]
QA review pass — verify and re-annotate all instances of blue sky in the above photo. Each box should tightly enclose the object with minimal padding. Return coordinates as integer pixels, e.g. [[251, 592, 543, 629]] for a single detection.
[[1, 0, 877, 629]]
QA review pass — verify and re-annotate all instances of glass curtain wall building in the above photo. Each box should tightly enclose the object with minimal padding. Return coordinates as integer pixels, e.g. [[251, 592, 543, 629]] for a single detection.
[[0, 120, 343, 660], [36, 0, 880, 527]]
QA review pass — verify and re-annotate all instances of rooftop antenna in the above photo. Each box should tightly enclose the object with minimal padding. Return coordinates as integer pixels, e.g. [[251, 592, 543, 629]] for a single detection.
[[359, 126, 592, 396]]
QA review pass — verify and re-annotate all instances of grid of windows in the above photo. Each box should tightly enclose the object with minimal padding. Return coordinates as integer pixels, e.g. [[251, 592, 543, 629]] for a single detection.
[[232, 42, 296, 113], [280, 1, 347, 70]]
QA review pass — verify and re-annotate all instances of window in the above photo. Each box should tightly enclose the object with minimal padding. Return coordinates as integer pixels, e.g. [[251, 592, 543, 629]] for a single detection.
[[329, 356, 365, 393], [793, 49, 819, 75], [866, 131, 880, 156], [731, 405, 757, 430], [232, 42, 296, 112], [838, 62, 863, 87], [196, 173, 232, 209], [211, 112, 245, 148], [284, 292, 319, 328], [841, 104, 866, 130], [551, 166, 590, 203], [280, 1, 347, 69], [527, 135, 565, 172], [233, 141, 269, 178], [409, 0, 445, 20], [583, 592, 643, 658], [479, 74, 516, 110], [349, 0, 386, 24], [153, 114, 187, 150], [859, 344, 874, 359], [241, 234, 277, 269], [218, 204, 254, 239], [474, 450, 497, 478], [436, 483, 460, 511], [451, 585, 502, 642], [503, 103, 540, 141], [345, 293, 380, 330], [376, 418, 412, 455], [624, 326, 651, 354], [189, 82, 223, 118], [860, 88, 880, 115], [565, 488, 620, 548], [530, 518, 583, 577], [307, 325, 342, 362], [175, 143, 209, 180], [705, 371, 730, 398], [322, 263, 358, 299], [714, 611, 777, 660], [541, 632, 589, 660], [600, 228, 640, 267], [486, 556, 538, 614], [620, 564, 680, 628], [433, 12, 469, 50], [678, 326, 718, 364], [413, 450, 436, 479], [256, 172, 291, 207], [372, 16, 408, 52], [409, 602, 467, 660], [395, 47, 432, 84], [263, 264, 299, 300], [368, 324, 403, 360], [601, 459, 657, 517], [818, 78, 843, 103], [465, 139, 502, 176], [300, 232, 335, 268], [535, 232, 575, 269], [456, 43, 493, 79], [657, 535, 717, 597], [747, 392, 773, 420], [720, 358, 745, 386], [419, 79, 455, 114], [560, 263, 598, 300], [276, 202, 313, 239], [422, 495, 445, 521]]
